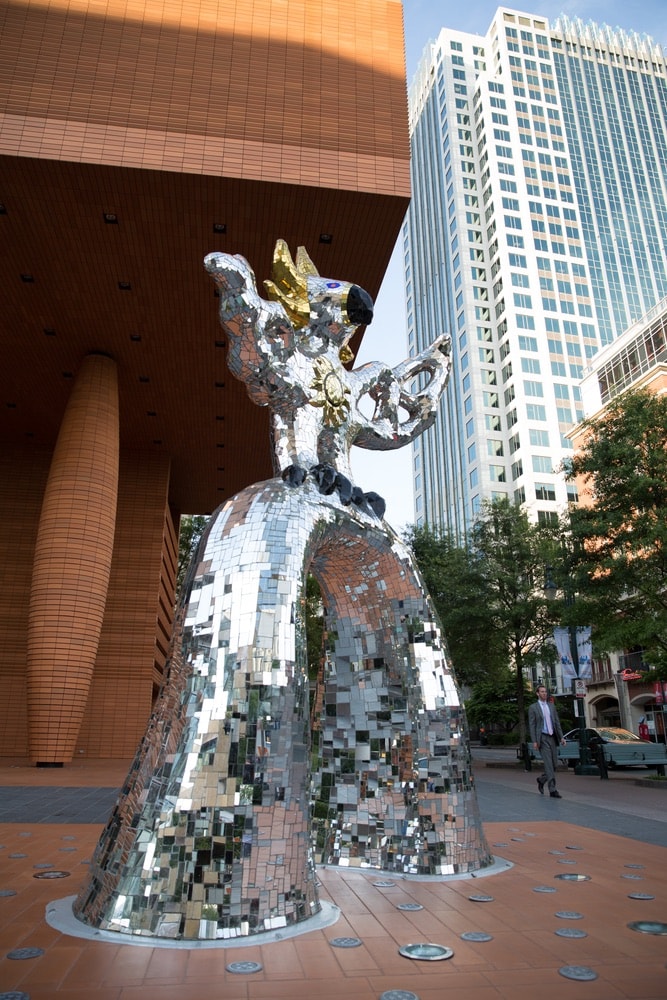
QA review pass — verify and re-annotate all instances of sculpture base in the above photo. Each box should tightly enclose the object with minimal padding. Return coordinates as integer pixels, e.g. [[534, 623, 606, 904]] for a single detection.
[[48, 895, 340, 948], [73, 479, 492, 941]]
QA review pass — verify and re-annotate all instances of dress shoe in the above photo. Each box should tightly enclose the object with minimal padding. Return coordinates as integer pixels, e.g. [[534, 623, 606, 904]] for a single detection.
[[550, 791, 562, 798], [537, 777, 545, 795]]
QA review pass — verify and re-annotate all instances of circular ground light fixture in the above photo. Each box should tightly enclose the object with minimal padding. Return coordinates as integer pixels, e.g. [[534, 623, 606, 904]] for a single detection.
[[469, 895, 494, 902], [380, 991, 421, 1000], [533, 886, 556, 893], [33, 871, 70, 879], [399, 943, 453, 961], [554, 874, 590, 882], [397, 903, 424, 911], [33, 863, 54, 869], [0, 992, 32, 999], [555, 911, 584, 920], [8, 854, 26, 860], [555, 928, 588, 939], [628, 893, 655, 900], [628, 921, 667, 935], [621, 874, 643, 880], [559, 965, 598, 981], [7, 948, 44, 960], [625, 864, 645, 869], [565, 845, 583, 851], [549, 850, 564, 855], [226, 961, 262, 974], [374, 881, 396, 888], [329, 937, 363, 948], [492, 842, 508, 847], [557, 859, 577, 865], [0, 890, 17, 897], [460, 931, 493, 942]]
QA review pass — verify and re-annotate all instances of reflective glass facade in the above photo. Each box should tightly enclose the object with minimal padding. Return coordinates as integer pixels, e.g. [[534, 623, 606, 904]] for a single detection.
[[407, 7, 667, 534]]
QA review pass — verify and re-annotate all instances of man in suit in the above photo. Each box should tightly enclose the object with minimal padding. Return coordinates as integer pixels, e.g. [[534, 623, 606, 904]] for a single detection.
[[528, 684, 566, 798]]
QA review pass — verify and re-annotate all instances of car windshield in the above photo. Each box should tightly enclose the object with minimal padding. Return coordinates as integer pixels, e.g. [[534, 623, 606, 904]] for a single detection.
[[596, 728, 640, 742]]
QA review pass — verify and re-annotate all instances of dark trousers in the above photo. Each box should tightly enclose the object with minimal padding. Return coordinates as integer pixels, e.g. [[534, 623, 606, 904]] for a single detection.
[[538, 733, 559, 791]]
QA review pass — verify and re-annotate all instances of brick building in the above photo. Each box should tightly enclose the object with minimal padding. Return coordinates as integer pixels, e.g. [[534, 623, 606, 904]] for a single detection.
[[0, 0, 410, 763]]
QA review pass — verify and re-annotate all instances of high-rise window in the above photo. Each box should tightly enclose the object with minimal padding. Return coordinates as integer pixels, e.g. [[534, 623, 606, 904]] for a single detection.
[[407, 10, 667, 534]]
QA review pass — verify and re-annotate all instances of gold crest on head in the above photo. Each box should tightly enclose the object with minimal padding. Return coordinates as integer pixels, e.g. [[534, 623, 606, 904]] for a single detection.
[[264, 239, 319, 330]]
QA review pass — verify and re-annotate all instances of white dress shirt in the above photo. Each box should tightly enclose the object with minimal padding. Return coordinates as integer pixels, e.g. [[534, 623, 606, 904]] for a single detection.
[[539, 700, 553, 735]]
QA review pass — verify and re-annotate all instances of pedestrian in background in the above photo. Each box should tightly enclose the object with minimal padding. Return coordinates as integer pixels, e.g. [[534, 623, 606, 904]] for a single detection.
[[528, 685, 566, 798]]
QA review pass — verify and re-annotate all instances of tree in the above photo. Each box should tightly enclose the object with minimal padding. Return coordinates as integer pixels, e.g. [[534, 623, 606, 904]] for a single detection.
[[408, 499, 561, 746], [304, 574, 325, 681], [465, 669, 532, 736], [406, 525, 506, 686], [176, 514, 209, 598], [566, 389, 667, 677], [470, 499, 560, 747]]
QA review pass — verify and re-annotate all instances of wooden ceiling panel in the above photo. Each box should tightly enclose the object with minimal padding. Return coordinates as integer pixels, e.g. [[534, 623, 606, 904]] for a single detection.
[[0, 157, 408, 513]]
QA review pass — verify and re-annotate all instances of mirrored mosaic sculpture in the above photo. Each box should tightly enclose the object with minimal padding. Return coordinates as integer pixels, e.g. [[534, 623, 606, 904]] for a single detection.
[[74, 242, 492, 941]]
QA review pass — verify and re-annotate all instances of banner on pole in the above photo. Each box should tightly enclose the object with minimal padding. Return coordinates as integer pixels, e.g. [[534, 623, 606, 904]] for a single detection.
[[575, 626, 592, 680], [553, 626, 592, 682], [554, 627, 575, 682]]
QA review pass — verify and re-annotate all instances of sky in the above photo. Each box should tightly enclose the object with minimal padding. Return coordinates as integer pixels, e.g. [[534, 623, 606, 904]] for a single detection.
[[350, 0, 667, 534]]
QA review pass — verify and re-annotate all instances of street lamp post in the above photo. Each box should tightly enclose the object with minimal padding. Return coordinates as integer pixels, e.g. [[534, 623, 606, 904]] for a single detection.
[[545, 568, 599, 776]]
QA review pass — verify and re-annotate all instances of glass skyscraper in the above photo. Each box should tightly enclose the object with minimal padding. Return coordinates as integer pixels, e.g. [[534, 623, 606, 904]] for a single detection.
[[406, 6, 667, 536]]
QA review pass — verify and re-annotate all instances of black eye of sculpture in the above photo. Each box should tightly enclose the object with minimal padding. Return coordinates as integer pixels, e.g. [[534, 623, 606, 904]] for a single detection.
[[346, 285, 374, 325]]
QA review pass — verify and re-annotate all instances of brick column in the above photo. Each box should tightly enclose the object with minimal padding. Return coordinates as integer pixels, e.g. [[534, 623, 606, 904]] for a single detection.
[[27, 354, 119, 765]]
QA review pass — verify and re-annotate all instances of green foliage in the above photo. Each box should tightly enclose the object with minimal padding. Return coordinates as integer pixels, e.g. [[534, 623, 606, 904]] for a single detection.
[[406, 523, 506, 686], [465, 668, 531, 734], [176, 514, 209, 598], [304, 574, 324, 681], [566, 389, 667, 677], [471, 499, 561, 743], [407, 498, 561, 744], [487, 732, 520, 747]]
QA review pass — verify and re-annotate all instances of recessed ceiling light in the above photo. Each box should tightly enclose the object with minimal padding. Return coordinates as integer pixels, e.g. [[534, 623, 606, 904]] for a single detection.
[[118, 281, 131, 290], [62, 371, 73, 378], [217, 466, 224, 472], [215, 415, 224, 421], [129, 333, 142, 342], [147, 410, 157, 417], [6, 402, 17, 408], [319, 233, 333, 244], [216, 443, 224, 448], [43, 328, 56, 336], [21, 273, 34, 282], [215, 381, 225, 388], [215, 340, 225, 348], [139, 376, 150, 383], [0, 204, 7, 215], [103, 212, 118, 224], [153, 439, 162, 445], [213, 222, 227, 233]]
